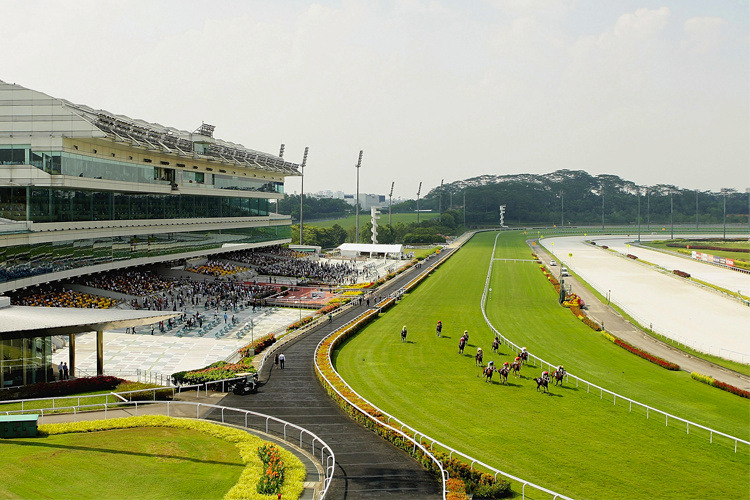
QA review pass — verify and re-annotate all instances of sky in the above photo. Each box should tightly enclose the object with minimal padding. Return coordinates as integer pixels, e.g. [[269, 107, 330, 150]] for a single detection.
[[3, 0, 748, 197]]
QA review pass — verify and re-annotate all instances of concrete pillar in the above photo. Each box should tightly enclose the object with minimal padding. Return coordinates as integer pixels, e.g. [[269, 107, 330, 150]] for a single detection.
[[96, 330, 104, 376], [68, 333, 76, 378]]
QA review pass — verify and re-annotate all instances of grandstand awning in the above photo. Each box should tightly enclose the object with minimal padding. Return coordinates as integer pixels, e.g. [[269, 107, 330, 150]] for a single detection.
[[0, 306, 179, 338], [337, 243, 403, 257]]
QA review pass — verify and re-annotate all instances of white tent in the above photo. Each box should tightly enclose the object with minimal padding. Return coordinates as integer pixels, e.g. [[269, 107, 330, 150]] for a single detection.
[[337, 243, 403, 258]]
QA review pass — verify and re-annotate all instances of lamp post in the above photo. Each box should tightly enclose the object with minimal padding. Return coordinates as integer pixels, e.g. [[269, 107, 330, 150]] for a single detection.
[[299, 147, 309, 245], [670, 189, 674, 239], [695, 189, 699, 231], [388, 181, 394, 227], [721, 188, 728, 240], [355, 150, 363, 243], [463, 190, 466, 226], [637, 187, 641, 242], [438, 179, 444, 222], [560, 190, 564, 228], [601, 185, 605, 231], [646, 188, 650, 230], [417, 182, 422, 223]]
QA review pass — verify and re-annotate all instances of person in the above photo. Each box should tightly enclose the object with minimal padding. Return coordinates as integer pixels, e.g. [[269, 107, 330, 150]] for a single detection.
[[401, 325, 407, 343], [58, 361, 64, 380], [279, 352, 286, 369], [487, 360, 495, 370], [328, 313, 333, 323], [436, 320, 442, 337], [151, 325, 155, 335], [463, 330, 469, 342], [62, 362, 69, 380], [274, 353, 279, 369], [541, 370, 550, 383], [556, 364, 565, 376]]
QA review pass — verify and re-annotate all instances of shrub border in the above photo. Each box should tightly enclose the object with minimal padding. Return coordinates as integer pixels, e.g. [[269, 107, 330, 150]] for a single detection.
[[601, 331, 680, 370], [37, 414, 306, 500], [691, 372, 750, 399]]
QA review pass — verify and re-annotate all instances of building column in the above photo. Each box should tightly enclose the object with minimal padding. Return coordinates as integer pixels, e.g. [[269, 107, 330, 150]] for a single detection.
[[68, 334, 76, 378], [96, 330, 104, 376]]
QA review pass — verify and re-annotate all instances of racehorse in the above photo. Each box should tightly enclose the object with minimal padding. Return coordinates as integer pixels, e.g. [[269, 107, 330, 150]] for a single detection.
[[482, 365, 496, 382], [475, 349, 484, 366], [534, 376, 550, 393], [491, 337, 499, 352], [510, 361, 521, 377], [458, 337, 466, 354], [519, 350, 529, 365], [553, 368, 565, 386], [497, 366, 509, 384]]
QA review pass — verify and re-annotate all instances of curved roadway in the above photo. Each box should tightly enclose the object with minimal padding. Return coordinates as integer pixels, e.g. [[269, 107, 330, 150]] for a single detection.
[[213, 248, 461, 499]]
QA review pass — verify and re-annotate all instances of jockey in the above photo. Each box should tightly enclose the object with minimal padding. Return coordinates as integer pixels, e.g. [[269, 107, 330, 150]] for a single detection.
[[542, 370, 550, 382], [521, 346, 527, 355], [488, 360, 495, 369], [514, 356, 521, 364], [503, 361, 509, 368], [557, 364, 565, 375]]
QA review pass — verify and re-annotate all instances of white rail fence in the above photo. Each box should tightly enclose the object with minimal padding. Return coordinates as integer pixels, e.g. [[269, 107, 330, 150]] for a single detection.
[[1, 399, 335, 500], [485, 232, 750, 453]]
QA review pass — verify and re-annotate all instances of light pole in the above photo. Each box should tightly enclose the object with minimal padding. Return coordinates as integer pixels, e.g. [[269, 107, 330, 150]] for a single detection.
[[670, 189, 674, 239], [601, 185, 605, 231], [299, 147, 309, 245], [355, 150, 363, 243], [637, 187, 641, 242], [646, 188, 650, 231], [560, 190, 564, 228], [721, 188, 728, 240], [438, 179, 444, 222], [416, 182, 422, 224], [388, 181, 394, 227], [463, 190, 466, 226], [695, 189, 699, 231]]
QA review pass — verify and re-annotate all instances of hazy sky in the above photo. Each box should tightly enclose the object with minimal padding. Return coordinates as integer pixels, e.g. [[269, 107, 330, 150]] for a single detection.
[[3, 0, 748, 197]]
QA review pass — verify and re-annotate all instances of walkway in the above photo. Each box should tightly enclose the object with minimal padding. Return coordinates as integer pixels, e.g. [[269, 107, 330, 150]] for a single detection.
[[534, 241, 750, 391], [213, 249, 458, 500]]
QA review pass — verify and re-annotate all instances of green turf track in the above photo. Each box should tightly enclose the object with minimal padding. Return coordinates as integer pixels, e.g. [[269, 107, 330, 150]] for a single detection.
[[0, 427, 243, 498], [334, 231, 750, 500]]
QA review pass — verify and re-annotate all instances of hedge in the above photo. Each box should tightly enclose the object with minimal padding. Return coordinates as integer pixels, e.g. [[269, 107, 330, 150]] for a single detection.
[[691, 372, 750, 399], [238, 334, 276, 358], [172, 358, 256, 385], [602, 334, 680, 371], [0, 376, 125, 401], [38, 415, 305, 500]]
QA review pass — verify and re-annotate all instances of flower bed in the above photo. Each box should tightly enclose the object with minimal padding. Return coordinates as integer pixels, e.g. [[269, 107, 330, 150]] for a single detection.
[[691, 372, 750, 399], [316, 308, 511, 498], [238, 334, 276, 358], [38, 415, 305, 500], [315, 302, 342, 316], [287, 315, 315, 332], [602, 333, 679, 370], [171, 358, 256, 385], [0, 376, 125, 401], [256, 443, 286, 494]]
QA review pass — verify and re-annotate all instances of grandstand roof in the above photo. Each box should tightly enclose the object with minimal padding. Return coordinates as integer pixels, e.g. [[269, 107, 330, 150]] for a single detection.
[[0, 80, 300, 176], [0, 305, 179, 339]]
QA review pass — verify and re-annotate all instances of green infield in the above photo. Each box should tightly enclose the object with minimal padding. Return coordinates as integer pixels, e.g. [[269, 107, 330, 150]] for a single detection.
[[334, 231, 750, 499], [307, 212, 439, 229], [0, 427, 244, 499]]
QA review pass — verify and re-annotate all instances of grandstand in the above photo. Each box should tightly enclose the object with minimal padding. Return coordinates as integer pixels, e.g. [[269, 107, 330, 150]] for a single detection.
[[0, 80, 300, 386]]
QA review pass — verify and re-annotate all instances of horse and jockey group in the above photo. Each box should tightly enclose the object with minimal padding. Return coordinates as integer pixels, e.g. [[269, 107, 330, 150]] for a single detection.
[[401, 322, 567, 393]]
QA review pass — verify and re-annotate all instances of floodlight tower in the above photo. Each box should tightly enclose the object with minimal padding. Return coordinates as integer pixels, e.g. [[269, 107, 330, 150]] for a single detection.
[[721, 188, 729, 240], [299, 147, 309, 245], [388, 181, 394, 227], [670, 189, 674, 239], [637, 186, 641, 242], [276, 144, 285, 215], [438, 179, 444, 222], [371, 207, 381, 244], [355, 150, 363, 243], [417, 182, 422, 223], [560, 190, 564, 228]]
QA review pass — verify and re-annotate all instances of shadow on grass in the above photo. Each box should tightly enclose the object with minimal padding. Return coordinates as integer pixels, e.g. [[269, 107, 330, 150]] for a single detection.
[[5, 439, 244, 467]]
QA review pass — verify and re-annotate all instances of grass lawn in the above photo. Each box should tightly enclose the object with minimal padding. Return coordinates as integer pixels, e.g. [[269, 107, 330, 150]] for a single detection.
[[334, 231, 750, 499], [307, 212, 439, 229], [0, 427, 244, 499]]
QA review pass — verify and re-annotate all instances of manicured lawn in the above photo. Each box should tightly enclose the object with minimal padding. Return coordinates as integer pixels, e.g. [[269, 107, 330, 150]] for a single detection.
[[0, 427, 244, 499], [334, 231, 750, 499], [308, 212, 439, 229]]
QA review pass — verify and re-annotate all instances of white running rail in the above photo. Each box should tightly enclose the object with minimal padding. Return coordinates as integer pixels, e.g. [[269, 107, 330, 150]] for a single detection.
[[483, 232, 750, 453]]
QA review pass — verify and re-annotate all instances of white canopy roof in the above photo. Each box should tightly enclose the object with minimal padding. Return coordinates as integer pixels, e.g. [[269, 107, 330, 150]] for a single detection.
[[337, 243, 403, 254]]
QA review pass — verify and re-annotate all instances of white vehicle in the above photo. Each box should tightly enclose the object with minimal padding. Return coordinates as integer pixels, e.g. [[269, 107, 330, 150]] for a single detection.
[[561, 267, 569, 277], [549, 260, 557, 266]]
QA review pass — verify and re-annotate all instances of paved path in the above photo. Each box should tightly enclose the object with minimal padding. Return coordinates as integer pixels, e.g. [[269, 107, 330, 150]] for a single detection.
[[213, 247, 462, 500], [534, 241, 750, 391]]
